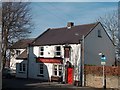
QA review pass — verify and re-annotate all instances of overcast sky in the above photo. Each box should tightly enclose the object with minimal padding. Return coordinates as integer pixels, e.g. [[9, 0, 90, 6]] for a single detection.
[[30, 2, 118, 38]]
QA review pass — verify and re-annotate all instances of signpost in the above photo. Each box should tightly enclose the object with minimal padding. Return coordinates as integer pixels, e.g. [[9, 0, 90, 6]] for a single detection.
[[99, 53, 106, 89]]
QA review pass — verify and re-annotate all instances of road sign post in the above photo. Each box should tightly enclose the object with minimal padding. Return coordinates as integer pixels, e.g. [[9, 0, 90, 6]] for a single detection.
[[99, 53, 106, 89]]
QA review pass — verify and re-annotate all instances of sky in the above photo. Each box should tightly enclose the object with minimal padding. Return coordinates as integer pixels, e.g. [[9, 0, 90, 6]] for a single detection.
[[2, 0, 120, 2], [30, 2, 118, 38]]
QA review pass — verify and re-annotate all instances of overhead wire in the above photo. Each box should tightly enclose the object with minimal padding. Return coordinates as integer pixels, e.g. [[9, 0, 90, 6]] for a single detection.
[[35, 3, 68, 25], [47, 3, 75, 21]]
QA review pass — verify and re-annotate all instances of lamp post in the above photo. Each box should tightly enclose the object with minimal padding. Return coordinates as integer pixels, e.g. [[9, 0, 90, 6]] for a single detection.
[[99, 52, 106, 89]]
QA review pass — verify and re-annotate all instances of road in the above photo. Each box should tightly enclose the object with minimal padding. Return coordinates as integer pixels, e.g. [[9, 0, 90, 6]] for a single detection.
[[2, 78, 114, 90]]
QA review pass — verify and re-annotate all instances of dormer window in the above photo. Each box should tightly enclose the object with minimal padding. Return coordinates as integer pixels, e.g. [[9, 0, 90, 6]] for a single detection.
[[98, 29, 102, 38], [55, 46, 61, 57]]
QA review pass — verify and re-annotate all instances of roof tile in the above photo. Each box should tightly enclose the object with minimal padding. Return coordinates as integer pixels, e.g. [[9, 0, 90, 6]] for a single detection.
[[32, 22, 98, 46]]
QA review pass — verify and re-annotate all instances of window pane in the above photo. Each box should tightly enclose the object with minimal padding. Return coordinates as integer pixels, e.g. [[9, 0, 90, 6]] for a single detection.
[[40, 52, 44, 55], [40, 64, 43, 68], [54, 71, 57, 75], [56, 52, 61, 55], [40, 70, 43, 74], [40, 47, 44, 51], [40, 64, 43, 74], [19, 63, 22, 71], [40, 47, 44, 56], [54, 65, 57, 75], [56, 46, 61, 51], [23, 64, 26, 71], [59, 71, 62, 76], [59, 65, 62, 70], [16, 50, 20, 55], [54, 65, 57, 70]]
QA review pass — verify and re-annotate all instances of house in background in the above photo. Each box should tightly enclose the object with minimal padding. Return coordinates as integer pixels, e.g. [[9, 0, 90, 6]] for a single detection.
[[22, 22, 115, 84], [9, 38, 34, 76]]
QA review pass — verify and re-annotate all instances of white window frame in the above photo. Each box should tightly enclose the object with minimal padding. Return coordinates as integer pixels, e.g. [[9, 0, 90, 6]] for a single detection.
[[39, 46, 44, 57], [38, 63, 44, 75], [53, 64, 62, 76], [55, 46, 61, 57], [19, 63, 26, 72]]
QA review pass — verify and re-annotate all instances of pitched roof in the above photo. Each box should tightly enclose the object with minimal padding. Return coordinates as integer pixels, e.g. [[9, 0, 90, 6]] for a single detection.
[[11, 38, 35, 49], [32, 22, 99, 46], [16, 50, 27, 60]]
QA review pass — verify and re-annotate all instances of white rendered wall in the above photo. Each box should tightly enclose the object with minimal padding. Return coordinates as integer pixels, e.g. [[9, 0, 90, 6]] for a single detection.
[[28, 44, 81, 81], [10, 49, 25, 70]]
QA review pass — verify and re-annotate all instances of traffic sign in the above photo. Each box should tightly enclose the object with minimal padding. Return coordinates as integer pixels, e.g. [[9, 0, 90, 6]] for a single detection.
[[100, 54, 106, 65], [101, 57, 106, 60], [101, 61, 106, 65], [101, 55, 106, 63]]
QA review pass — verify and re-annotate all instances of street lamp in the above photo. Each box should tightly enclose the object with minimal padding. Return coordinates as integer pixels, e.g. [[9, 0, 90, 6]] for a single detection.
[[99, 52, 106, 89]]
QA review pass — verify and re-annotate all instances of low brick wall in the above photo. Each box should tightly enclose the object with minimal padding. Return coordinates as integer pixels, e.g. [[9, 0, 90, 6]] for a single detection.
[[84, 66, 120, 88]]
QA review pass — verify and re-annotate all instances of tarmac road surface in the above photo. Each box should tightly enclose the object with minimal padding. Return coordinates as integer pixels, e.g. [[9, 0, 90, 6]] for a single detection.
[[2, 78, 117, 90]]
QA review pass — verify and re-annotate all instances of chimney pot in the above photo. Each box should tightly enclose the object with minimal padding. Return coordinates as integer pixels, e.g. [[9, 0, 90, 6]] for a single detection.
[[67, 22, 74, 29]]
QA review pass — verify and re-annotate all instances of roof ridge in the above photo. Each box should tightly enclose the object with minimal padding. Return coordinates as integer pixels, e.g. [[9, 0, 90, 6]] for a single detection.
[[49, 22, 98, 30], [31, 22, 100, 46]]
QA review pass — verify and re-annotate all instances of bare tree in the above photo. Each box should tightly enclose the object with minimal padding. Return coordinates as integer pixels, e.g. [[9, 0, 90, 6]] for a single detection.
[[97, 10, 118, 44], [97, 10, 119, 63], [2, 2, 33, 68]]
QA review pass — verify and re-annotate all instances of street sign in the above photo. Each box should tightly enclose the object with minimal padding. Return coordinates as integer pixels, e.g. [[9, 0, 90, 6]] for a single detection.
[[101, 56, 106, 60], [100, 54, 106, 65], [101, 61, 106, 65]]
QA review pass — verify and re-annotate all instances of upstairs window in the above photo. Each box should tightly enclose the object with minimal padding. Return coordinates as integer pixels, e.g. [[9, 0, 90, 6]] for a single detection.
[[64, 47, 70, 58], [39, 47, 44, 56], [55, 46, 61, 57], [16, 50, 20, 56], [98, 29, 102, 38]]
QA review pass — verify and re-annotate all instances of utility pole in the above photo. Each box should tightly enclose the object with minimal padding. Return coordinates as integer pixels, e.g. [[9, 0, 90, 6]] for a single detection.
[[80, 35, 85, 86], [0, 4, 2, 89]]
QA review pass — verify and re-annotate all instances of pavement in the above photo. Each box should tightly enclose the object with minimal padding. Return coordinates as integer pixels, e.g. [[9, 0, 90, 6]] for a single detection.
[[2, 78, 118, 90]]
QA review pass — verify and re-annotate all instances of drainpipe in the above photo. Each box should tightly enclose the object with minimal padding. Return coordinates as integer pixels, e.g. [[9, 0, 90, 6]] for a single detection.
[[63, 45, 67, 84], [80, 35, 85, 86], [62, 58, 66, 83], [26, 44, 30, 79]]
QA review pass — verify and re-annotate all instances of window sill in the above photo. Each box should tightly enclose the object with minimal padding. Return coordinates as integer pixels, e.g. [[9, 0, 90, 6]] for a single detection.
[[98, 36, 102, 38], [38, 56, 44, 58], [52, 75, 61, 77], [37, 74, 44, 77], [18, 71, 25, 74], [54, 56, 62, 58], [51, 76, 62, 82]]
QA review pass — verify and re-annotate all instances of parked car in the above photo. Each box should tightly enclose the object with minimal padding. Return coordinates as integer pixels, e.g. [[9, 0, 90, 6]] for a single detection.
[[2, 68, 16, 78]]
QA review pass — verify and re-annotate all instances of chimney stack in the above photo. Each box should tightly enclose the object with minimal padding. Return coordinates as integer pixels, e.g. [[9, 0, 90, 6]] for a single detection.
[[67, 22, 74, 29]]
